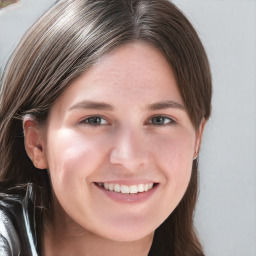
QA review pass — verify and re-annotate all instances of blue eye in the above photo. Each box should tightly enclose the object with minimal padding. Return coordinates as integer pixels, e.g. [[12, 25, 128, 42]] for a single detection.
[[81, 116, 108, 126], [151, 116, 174, 125]]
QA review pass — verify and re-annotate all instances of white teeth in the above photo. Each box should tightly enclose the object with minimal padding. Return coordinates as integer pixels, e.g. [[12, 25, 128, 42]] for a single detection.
[[97, 182, 154, 194], [121, 185, 129, 194], [108, 183, 114, 191], [114, 184, 121, 192], [138, 184, 144, 192], [129, 185, 138, 194]]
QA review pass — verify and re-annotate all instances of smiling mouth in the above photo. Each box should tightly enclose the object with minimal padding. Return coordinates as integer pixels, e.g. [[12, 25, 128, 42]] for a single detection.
[[95, 182, 157, 194]]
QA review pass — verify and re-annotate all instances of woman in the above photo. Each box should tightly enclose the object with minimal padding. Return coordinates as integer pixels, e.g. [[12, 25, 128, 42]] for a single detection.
[[0, 0, 212, 255]]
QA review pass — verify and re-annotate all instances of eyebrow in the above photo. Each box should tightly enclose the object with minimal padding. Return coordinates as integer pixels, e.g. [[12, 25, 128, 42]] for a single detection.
[[69, 100, 114, 111], [69, 100, 185, 111], [146, 100, 185, 111]]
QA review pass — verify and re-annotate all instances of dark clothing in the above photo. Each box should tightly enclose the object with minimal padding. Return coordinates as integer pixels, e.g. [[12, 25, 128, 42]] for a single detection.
[[0, 184, 38, 256]]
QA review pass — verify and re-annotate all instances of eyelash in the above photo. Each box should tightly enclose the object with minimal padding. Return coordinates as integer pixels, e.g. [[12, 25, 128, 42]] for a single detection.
[[79, 115, 176, 127]]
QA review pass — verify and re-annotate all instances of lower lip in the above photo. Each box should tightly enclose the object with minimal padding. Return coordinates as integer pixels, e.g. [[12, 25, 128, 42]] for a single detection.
[[94, 183, 158, 203]]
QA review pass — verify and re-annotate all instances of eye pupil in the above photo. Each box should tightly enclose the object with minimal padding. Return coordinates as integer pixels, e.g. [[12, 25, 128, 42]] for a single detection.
[[152, 116, 165, 125], [88, 117, 101, 125]]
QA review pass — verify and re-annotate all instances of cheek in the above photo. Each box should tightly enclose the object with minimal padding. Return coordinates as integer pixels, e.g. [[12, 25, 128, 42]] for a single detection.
[[152, 131, 195, 195], [153, 130, 195, 170], [45, 129, 106, 187]]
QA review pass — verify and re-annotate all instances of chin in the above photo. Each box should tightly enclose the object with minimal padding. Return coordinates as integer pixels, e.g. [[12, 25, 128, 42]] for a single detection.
[[95, 224, 155, 242]]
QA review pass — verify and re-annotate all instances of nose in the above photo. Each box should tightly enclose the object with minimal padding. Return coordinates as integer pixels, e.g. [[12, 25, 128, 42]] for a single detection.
[[109, 126, 148, 172]]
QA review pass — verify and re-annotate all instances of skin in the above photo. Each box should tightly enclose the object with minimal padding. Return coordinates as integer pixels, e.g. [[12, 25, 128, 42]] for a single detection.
[[24, 42, 205, 256]]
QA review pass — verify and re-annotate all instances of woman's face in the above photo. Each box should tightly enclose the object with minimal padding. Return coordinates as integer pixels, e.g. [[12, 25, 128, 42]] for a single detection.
[[33, 42, 203, 241]]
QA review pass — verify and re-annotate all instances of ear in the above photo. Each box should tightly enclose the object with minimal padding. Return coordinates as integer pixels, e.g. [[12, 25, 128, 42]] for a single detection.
[[23, 115, 48, 169], [193, 119, 206, 160]]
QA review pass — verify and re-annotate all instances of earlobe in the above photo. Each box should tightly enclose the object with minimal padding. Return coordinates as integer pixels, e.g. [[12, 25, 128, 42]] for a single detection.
[[23, 115, 48, 169], [193, 119, 206, 160]]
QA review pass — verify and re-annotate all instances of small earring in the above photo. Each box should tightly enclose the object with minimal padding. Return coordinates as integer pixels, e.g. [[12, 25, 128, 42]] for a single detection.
[[193, 149, 198, 160]]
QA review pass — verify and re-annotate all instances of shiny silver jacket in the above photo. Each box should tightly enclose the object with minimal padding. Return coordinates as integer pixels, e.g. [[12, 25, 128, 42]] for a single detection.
[[0, 184, 39, 255]]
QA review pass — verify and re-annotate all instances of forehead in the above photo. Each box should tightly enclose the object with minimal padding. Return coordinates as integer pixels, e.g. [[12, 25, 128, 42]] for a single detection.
[[53, 42, 183, 111]]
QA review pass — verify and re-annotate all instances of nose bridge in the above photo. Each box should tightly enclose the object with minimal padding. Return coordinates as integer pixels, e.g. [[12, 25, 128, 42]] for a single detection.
[[109, 125, 148, 170]]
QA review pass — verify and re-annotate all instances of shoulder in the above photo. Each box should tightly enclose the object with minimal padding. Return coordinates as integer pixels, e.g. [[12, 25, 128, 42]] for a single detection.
[[0, 184, 39, 256]]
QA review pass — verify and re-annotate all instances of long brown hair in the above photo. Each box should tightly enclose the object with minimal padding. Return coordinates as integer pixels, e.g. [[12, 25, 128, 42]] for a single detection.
[[0, 0, 212, 255]]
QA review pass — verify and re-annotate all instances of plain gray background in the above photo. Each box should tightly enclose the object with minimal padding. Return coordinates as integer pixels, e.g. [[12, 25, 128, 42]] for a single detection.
[[1, 1, 255, 255]]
